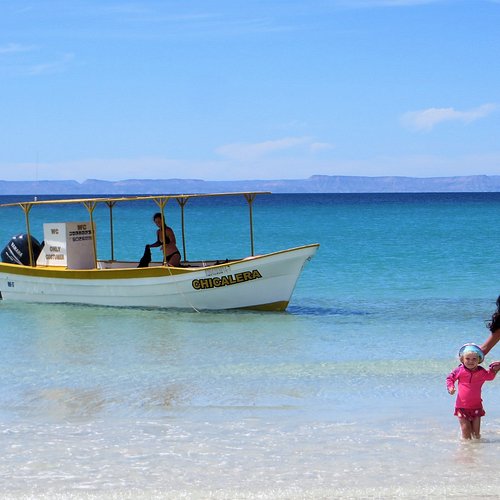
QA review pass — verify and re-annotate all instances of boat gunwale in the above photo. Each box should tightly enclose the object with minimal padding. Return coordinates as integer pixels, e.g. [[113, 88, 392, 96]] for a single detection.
[[0, 243, 319, 280]]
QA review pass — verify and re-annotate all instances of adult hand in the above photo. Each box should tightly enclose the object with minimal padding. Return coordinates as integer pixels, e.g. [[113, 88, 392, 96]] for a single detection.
[[489, 361, 500, 372]]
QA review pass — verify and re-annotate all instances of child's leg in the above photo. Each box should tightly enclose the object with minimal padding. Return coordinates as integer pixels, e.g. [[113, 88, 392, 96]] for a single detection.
[[471, 417, 481, 439], [459, 417, 473, 439]]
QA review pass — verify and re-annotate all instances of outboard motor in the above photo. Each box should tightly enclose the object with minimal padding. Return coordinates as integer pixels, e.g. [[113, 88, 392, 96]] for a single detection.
[[1, 234, 42, 266]]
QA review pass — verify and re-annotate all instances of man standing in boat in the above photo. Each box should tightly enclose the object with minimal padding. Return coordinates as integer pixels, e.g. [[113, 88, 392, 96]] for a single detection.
[[148, 212, 181, 267]]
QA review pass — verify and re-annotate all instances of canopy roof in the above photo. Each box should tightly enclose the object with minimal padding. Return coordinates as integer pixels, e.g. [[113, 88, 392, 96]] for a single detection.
[[0, 191, 271, 208]]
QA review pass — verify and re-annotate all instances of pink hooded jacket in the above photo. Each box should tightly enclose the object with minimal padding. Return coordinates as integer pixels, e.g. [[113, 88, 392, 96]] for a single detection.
[[446, 364, 496, 409]]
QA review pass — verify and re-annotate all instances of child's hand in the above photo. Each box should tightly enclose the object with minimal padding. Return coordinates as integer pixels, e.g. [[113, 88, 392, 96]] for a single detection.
[[448, 386, 456, 395]]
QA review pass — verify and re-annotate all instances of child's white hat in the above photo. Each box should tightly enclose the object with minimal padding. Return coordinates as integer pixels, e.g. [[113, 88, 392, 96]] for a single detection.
[[459, 343, 484, 363]]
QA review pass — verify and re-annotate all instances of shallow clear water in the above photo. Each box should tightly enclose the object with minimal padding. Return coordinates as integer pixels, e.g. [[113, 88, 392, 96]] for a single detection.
[[1, 193, 500, 498]]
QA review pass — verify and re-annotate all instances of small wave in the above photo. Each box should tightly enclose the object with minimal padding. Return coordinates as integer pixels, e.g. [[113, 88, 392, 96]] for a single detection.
[[287, 304, 371, 316]]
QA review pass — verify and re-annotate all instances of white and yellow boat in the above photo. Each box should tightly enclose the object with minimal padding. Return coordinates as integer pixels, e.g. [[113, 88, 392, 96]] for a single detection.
[[0, 192, 319, 311]]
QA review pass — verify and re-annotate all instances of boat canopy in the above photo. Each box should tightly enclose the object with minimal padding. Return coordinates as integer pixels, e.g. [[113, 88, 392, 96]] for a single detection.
[[0, 191, 271, 268]]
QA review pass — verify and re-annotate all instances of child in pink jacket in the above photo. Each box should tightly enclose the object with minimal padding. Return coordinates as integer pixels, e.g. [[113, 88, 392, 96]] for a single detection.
[[447, 343, 500, 439]]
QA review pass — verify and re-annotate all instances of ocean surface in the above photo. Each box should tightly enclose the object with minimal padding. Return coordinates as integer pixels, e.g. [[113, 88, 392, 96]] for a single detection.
[[2, 192, 500, 499]]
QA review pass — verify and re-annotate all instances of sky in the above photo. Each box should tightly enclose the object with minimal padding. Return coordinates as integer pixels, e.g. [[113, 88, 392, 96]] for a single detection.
[[1, 0, 499, 182]]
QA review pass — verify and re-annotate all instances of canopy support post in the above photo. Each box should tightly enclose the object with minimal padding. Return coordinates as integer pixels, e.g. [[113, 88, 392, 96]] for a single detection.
[[153, 197, 169, 266], [106, 201, 117, 261], [176, 197, 189, 262], [19, 203, 35, 266], [244, 193, 257, 256], [83, 201, 98, 269]]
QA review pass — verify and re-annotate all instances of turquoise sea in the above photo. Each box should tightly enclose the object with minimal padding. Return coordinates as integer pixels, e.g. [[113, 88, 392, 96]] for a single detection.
[[1, 192, 500, 498]]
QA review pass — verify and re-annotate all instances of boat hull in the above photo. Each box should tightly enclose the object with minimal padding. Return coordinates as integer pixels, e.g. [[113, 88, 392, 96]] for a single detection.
[[0, 244, 318, 311]]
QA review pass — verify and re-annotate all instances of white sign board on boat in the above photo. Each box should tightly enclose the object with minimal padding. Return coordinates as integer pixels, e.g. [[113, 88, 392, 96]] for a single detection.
[[36, 221, 95, 269]]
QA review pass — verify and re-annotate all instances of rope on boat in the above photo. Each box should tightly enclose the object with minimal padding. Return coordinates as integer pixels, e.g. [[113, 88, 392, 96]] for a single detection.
[[165, 263, 201, 313]]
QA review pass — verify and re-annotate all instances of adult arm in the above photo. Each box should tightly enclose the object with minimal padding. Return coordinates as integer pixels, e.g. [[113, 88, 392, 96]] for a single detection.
[[149, 229, 162, 248], [480, 329, 500, 356], [481, 299, 500, 356]]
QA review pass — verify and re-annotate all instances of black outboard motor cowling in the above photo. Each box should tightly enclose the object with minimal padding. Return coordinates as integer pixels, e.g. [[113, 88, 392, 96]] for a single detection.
[[1, 234, 42, 266]]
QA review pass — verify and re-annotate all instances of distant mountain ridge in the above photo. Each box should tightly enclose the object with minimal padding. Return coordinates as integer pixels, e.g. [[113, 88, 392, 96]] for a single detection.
[[1, 175, 500, 195]]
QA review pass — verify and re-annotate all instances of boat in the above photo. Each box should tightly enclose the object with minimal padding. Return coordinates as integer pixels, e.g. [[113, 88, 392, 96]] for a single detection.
[[0, 192, 319, 311]]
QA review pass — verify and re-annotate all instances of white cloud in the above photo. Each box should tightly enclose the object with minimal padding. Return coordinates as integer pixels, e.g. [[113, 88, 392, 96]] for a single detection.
[[28, 157, 186, 182], [333, 0, 445, 6], [0, 45, 75, 77], [401, 103, 498, 131], [0, 43, 35, 54], [357, 153, 500, 177], [310, 142, 335, 153], [25, 53, 75, 76], [215, 137, 334, 161]]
